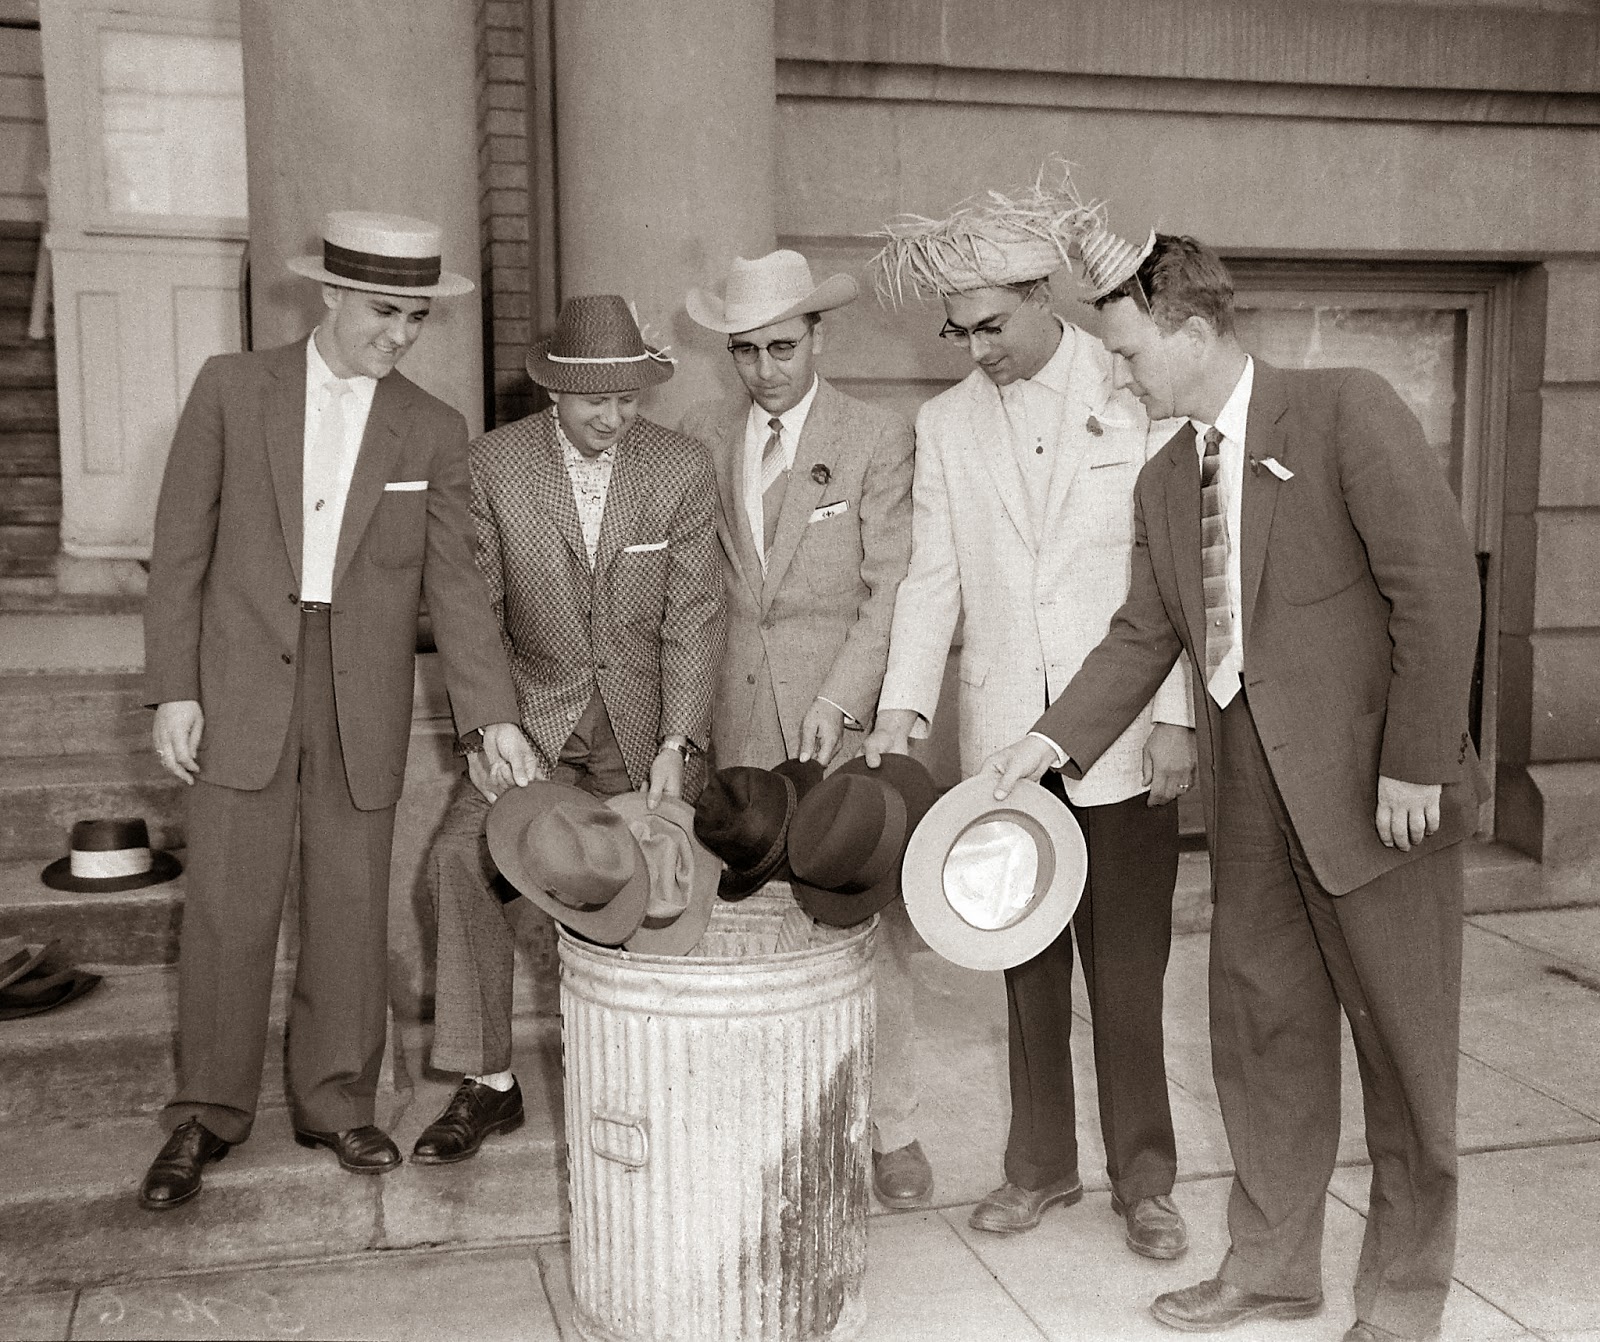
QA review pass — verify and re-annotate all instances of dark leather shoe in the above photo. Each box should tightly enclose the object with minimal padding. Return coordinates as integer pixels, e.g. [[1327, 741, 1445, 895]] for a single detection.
[[1344, 1324, 1415, 1341], [411, 1079, 525, 1165], [872, 1140, 932, 1209], [1112, 1192, 1189, 1260], [293, 1124, 401, 1174], [1151, 1278, 1323, 1332], [968, 1172, 1083, 1234], [139, 1119, 230, 1210]]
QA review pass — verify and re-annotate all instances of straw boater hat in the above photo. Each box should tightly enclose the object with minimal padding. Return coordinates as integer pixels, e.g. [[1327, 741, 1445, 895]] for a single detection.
[[692, 758, 825, 901], [40, 817, 182, 893], [686, 249, 858, 334], [902, 776, 1088, 972], [287, 211, 474, 297], [526, 294, 676, 395], [871, 160, 1106, 303], [605, 792, 723, 957]]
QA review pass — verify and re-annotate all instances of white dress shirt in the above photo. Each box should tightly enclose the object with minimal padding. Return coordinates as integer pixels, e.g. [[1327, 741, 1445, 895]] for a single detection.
[[555, 415, 616, 567], [997, 320, 1073, 539], [300, 334, 377, 603], [1190, 355, 1254, 707], [742, 374, 820, 564]]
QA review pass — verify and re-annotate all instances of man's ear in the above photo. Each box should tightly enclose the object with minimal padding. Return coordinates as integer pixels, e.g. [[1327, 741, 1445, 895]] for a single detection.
[[810, 323, 825, 358], [321, 284, 343, 315], [1181, 313, 1216, 348]]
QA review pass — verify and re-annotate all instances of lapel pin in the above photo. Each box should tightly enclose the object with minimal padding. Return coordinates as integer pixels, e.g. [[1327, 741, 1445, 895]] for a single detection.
[[1085, 415, 1103, 437], [810, 463, 831, 487], [1248, 455, 1294, 481]]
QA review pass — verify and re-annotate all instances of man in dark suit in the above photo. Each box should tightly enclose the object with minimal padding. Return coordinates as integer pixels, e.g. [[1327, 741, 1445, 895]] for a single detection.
[[408, 295, 725, 1166], [139, 212, 534, 1209], [983, 233, 1483, 1341]]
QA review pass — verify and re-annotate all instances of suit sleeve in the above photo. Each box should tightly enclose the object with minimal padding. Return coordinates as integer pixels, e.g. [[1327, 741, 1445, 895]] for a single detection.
[[816, 410, 914, 723], [658, 444, 727, 750], [1333, 370, 1480, 783], [143, 356, 227, 707], [421, 409, 521, 735], [1141, 422, 1194, 729]]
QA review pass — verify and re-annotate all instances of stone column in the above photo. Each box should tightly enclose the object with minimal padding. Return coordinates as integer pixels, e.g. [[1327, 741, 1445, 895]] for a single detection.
[[552, 0, 776, 425], [239, 5, 484, 433]]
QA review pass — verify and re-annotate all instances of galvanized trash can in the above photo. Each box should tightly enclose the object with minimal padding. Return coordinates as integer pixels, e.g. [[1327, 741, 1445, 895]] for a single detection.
[[560, 885, 874, 1342]]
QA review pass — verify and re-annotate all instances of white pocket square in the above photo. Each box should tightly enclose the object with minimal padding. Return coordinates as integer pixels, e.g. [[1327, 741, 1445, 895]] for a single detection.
[[384, 479, 428, 491], [622, 540, 668, 553], [809, 500, 849, 523]]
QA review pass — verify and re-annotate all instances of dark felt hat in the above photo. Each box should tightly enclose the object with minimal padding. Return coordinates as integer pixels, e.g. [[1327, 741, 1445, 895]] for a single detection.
[[526, 295, 675, 395], [40, 818, 182, 894], [693, 758, 825, 901]]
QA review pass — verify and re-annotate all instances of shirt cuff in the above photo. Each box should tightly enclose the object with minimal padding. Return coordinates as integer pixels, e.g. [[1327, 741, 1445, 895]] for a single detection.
[[816, 695, 861, 729], [1027, 730, 1070, 771]]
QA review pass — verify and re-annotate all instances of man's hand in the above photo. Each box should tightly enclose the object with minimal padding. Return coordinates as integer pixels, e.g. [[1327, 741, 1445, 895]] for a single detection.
[[798, 698, 846, 766], [466, 749, 502, 804], [482, 722, 536, 790], [864, 708, 918, 768], [979, 736, 1059, 801], [1142, 722, 1197, 807], [646, 746, 685, 811], [1375, 775, 1442, 851], [153, 700, 204, 784]]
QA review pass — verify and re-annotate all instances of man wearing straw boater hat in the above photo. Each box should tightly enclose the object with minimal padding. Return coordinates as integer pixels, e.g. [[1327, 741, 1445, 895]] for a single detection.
[[140, 212, 535, 1208], [681, 250, 933, 1209], [985, 232, 1483, 1340], [865, 165, 1196, 1258], [407, 294, 725, 1167]]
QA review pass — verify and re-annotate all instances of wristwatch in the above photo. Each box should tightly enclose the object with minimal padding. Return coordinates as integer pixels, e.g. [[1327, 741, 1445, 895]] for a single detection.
[[661, 737, 695, 763], [455, 728, 485, 757]]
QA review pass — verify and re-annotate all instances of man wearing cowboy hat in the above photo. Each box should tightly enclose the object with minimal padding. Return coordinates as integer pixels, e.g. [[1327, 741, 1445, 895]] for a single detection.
[[409, 294, 725, 1166], [140, 212, 535, 1208], [681, 250, 931, 1209], [865, 171, 1196, 1258]]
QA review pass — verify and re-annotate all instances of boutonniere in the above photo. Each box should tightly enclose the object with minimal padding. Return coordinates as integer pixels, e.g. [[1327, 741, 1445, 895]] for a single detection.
[[1248, 454, 1294, 481], [1085, 415, 1104, 437], [810, 463, 831, 487]]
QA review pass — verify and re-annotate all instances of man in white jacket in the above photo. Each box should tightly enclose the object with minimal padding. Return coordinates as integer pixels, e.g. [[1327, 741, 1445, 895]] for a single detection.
[[866, 180, 1195, 1258]]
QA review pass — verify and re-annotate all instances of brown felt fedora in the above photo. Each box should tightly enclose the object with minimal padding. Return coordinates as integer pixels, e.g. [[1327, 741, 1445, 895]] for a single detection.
[[526, 295, 675, 395], [607, 793, 723, 957], [692, 758, 825, 900]]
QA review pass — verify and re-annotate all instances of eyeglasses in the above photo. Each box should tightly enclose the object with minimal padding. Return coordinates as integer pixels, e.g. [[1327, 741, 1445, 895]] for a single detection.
[[938, 281, 1044, 346], [727, 336, 806, 365]]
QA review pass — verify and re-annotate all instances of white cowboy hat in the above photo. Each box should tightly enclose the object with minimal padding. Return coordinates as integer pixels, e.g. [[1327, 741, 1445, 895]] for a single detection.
[[686, 249, 858, 335], [288, 211, 475, 298], [902, 776, 1087, 971]]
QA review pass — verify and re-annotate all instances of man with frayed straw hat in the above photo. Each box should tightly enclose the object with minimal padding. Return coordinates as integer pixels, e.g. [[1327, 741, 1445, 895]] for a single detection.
[[140, 212, 537, 1209], [407, 294, 725, 1168], [864, 163, 1197, 1259], [682, 249, 932, 1209]]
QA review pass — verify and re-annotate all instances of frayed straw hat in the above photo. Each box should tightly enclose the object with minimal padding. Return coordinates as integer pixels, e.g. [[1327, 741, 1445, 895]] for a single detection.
[[1079, 226, 1157, 303], [288, 211, 474, 297]]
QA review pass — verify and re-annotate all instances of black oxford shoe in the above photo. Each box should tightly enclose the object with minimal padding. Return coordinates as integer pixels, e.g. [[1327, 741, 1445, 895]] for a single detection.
[[1112, 1192, 1190, 1260], [1151, 1278, 1323, 1332], [293, 1124, 402, 1174], [410, 1078, 525, 1165], [871, 1139, 933, 1209], [139, 1119, 231, 1210]]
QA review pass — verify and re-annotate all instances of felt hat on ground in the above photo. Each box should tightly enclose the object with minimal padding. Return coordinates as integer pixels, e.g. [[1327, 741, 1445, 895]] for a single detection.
[[607, 793, 724, 957], [0, 936, 53, 992], [525, 294, 676, 395], [40, 817, 182, 894], [692, 758, 826, 901], [902, 776, 1088, 972], [787, 754, 941, 928], [287, 211, 475, 298], [485, 782, 651, 946], [686, 249, 859, 335], [0, 939, 101, 1020]]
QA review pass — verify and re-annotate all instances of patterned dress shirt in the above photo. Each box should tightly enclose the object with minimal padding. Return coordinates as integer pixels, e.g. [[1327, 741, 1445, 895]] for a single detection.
[[555, 417, 616, 567]]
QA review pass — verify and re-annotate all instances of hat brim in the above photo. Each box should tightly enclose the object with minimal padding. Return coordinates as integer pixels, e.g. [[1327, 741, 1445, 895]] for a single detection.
[[608, 794, 723, 957], [712, 757, 825, 901], [791, 753, 941, 928], [287, 256, 475, 298], [486, 782, 651, 946], [0, 967, 102, 1020], [685, 273, 859, 335], [902, 776, 1087, 972], [525, 342, 676, 394], [0, 939, 55, 992], [40, 849, 182, 894]]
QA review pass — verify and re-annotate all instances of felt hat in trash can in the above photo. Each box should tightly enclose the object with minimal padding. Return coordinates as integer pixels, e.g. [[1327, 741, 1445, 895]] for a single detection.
[[902, 775, 1087, 971], [486, 782, 652, 946], [787, 753, 941, 928], [606, 792, 723, 957], [692, 758, 824, 900]]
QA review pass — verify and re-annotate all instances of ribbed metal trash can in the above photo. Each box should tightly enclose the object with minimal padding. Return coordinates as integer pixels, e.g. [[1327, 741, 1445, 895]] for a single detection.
[[559, 889, 874, 1342]]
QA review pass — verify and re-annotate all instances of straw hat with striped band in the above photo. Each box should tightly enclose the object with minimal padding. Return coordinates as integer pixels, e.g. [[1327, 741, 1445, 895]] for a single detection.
[[525, 294, 676, 395], [40, 817, 182, 893], [287, 211, 475, 298]]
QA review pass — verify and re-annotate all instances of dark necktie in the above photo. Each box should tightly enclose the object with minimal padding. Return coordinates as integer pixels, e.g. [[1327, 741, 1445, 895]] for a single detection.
[[1201, 426, 1240, 706]]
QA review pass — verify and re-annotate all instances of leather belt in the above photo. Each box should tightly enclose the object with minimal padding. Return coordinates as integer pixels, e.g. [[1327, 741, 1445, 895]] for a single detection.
[[300, 601, 332, 613]]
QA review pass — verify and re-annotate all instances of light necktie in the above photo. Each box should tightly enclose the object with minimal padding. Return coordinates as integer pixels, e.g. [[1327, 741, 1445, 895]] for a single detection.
[[1200, 426, 1240, 707], [759, 415, 788, 556], [303, 379, 352, 599]]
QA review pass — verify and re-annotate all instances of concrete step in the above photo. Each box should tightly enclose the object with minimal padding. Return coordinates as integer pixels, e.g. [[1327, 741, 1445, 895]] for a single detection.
[[0, 752, 185, 863], [0, 342, 53, 386], [0, 310, 41, 348], [0, 547, 54, 578], [0, 580, 141, 614], [0, 1015, 567, 1295], [0, 270, 36, 307], [0, 670, 152, 758], [0, 385, 56, 431], [0, 856, 183, 967], [0, 473, 60, 525]]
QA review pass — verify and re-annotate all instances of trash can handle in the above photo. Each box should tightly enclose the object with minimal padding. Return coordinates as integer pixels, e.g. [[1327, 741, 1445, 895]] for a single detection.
[[591, 1111, 649, 1169]]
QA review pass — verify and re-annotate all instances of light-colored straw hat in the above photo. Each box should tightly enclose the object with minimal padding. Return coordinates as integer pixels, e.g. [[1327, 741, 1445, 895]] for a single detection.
[[686, 250, 858, 335], [1078, 226, 1158, 303], [287, 211, 474, 298]]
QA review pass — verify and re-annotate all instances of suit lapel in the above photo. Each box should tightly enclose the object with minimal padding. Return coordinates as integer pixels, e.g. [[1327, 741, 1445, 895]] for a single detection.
[[1239, 363, 1290, 643], [1040, 326, 1102, 532], [528, 410, 588, 570], [761, 379, 839, 609], [965, 376, 1037, 556], [1163, 421, 1206, 655], [594, 427, 644, 581], [708, 404, 763, 601], [332, 372, 406, 595], [263, 343, 307, 591]]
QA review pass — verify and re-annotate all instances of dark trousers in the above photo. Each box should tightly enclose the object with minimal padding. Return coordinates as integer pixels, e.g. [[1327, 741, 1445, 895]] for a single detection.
[[1211, 694, 1462, 1338], [165, 612, 397, 1144], [1002, 780, 1180, 1201]]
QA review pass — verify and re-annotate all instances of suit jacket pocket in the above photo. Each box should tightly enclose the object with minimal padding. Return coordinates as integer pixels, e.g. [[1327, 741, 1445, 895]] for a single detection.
[[368, 489, 428, 569], [610, 544, 669, 625]]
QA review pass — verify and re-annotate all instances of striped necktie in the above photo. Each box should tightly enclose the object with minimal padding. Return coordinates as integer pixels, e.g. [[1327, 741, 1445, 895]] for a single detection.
[[760, 415, 788, 555], [1200, 426, 1240, 707]]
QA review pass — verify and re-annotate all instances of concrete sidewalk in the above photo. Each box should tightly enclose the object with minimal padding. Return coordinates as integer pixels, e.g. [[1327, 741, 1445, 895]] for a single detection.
[[4, 906, 1598, 1342]]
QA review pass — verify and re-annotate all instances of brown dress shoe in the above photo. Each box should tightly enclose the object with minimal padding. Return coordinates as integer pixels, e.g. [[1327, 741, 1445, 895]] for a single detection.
[[411, 1079, 525, 1165], [139, 1119, 231, 1210], [1344, 1323, 1417, 1341], [293, 1124, 402, 1174], [1112, 1192, 1190, 1260], [1151, 1278, 1323, 1332], [872, 1140, 932, 1209], [968, 1172, 1083, 1234]]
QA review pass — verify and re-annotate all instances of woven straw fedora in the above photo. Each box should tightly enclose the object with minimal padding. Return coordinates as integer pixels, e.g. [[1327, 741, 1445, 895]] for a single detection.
[[686, 250, 858, 335], [608, 793, 724, 957], [287, 211, 474, 297], [526, 295, 675, 394], [902, 776, 1087, 972]]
